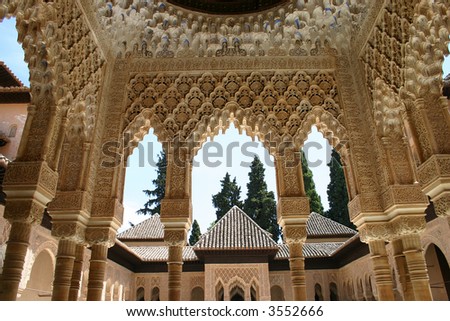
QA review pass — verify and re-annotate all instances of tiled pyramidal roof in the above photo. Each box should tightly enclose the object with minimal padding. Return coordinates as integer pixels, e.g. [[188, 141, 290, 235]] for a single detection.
[[306, 212, 357, 237], [116, 207, 357, 261], [117, 214, 164, 240], [194, 206, 279, 250]]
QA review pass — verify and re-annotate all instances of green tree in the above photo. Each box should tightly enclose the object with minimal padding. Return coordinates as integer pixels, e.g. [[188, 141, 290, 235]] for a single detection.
[[301, 150, 324, 214], [212, 173, 243, 221], [243, 156, 280, 242], [189, 220, 202, 245], [325, 149, 354, 228], [137, 151, 166, 215]]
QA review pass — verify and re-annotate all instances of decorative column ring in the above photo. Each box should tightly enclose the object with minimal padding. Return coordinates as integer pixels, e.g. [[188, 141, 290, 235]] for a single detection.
[[164, 229, 187, 301]]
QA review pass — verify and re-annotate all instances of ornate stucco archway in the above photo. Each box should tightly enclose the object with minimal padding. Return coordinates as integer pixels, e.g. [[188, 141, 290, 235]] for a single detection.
[[0, 0, 449, 302]]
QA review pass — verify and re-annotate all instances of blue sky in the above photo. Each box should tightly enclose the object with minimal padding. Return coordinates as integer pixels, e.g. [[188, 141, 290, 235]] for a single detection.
[[2, 18, 450, 234]]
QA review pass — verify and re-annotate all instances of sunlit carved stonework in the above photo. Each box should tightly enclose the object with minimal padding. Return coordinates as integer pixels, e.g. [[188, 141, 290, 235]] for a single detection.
[[0, 0, 449, 302]]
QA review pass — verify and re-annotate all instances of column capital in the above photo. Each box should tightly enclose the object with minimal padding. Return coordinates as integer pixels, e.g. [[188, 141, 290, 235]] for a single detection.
[[283, 225, 307, 244], [51, 221, 86, 244], [390, 215, 426, 240], [164, 229, 187, 247], [358, 222, 392, 243], [85, 226, 116, 247], [3, 199, 45, 225]]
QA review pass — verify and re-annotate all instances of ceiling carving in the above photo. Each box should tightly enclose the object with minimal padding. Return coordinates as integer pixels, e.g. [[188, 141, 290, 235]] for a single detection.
[[92, 0, 370, 59]]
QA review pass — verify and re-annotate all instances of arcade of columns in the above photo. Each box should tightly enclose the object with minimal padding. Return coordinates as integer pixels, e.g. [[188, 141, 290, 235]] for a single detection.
[[0, 0, 449, 301]]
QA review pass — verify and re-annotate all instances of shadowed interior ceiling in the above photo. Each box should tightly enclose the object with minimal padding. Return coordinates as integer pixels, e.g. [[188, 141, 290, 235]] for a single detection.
[[168, 0, 288, 14]]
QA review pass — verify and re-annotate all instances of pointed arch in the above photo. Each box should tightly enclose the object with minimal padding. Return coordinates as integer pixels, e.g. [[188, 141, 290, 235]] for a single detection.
[[329, 282, 339, 301], [136, 287, 145, 301], [314, 283, 324, 301]]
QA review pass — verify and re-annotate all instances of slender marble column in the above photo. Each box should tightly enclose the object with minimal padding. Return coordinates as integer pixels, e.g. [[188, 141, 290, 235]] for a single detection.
[[368, 240, 395, 301], [69, 244, 85, 301], [288, 242, 307, 301], [86, 243, 108, 301], [401, 234, 433, 301], [167, 245, 183, 301], [52, 239, 77, 301], [0, 222, 32, 301], [391, 239, 414, 300]]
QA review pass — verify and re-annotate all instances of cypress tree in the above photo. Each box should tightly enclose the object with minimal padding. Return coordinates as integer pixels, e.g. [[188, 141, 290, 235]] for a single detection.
[[243, 156, 280, 242], [212, 173, 243, 221], [137, 151, 166, 215], [189, 220, 202, 245], [301, 150, 324, 214], [325, 149, 354, 228]]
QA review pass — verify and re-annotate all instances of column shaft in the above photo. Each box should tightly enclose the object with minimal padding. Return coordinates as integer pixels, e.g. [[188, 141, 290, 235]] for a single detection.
[[86, 244, 108, 301], [401, 234, 433, 301], [52, 239, 77, 301], [368, 240, 395, 301], [392, 239, 414, 300], [0, 222, 32, 301], [167, 245, 183, 301], [288, 242, 307, 301], [69, 244, 85, 301]]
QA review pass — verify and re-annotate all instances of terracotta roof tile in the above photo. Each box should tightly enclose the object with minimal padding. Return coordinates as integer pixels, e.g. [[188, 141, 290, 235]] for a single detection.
[[275, 242, 344, 259], [306, 212, 356, 237], [194, 206, 278, 250], [130, 246, 198, 262], [117, 214, 164, 240]]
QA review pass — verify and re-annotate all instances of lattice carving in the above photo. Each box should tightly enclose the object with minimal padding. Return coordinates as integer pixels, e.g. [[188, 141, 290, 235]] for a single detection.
[[123, 70, 343, 157]]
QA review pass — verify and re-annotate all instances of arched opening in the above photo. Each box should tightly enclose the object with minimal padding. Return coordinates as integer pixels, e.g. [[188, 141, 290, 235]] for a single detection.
[[191, 287, 204, 301], [270, 285, 285, 301], [300, 123, 355, 229], [425, 244, 450, 300], [192, 123, 278, 239], [136, 287, 145, 301], [329, 282, 339, 301], [216, 282, 224, 301], [314, 283, 324, 301], [151, 287, 160, 301], [121, 129, 164, 231], [20, 250, 54, 300], [230, 285, 245, 301]]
